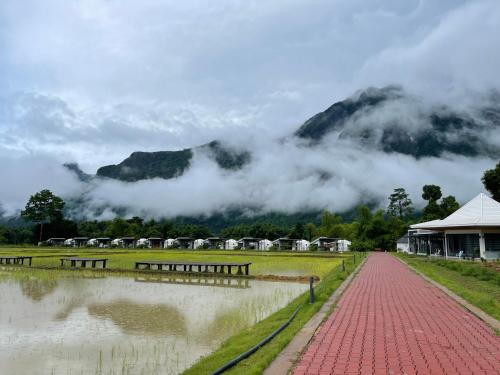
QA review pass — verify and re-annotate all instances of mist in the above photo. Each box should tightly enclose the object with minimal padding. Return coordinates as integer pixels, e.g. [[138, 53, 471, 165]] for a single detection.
[[0, 0, 499, 220]]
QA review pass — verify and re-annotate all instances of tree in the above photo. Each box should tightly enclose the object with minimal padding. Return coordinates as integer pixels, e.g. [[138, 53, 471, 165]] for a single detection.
[[482, 162, 500, 201], [387, 188, 413, 219], [440, 195, 460, 217], [422, 185, 442, 202], [20, 189, 65, 243]]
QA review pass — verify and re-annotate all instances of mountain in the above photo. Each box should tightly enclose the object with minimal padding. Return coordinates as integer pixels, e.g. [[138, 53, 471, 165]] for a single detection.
[[296, 85, 500, 158], [96, 140, 251, 182], [82, 86, 499, 183]]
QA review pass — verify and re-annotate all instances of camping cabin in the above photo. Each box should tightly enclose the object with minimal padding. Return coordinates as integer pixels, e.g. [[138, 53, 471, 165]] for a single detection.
[[258, 239, 272, 251], [295, 239, 310, 251], [237, 237, 260, 250], [310, 237, 339, 251], [46, 238, 65, 246], [121, 237, 136, 248], [175, 237, 194, 249], [164, 238, 175, 248], [73, 237, 89, 248], [148, 237, 164, 248], [272, 238, 299, 251], [137, 238, 149, 247], [204, 237, 225, 249], [410, 193, 500, 260], [193, 239, 205, 249], [337, 239, 351, 252], [225, 239, 238, 250], [111, 238, 123, 247]]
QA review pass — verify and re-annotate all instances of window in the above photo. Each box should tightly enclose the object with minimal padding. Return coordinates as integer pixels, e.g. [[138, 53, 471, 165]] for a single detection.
[[446, 233, 480, 258], [485, 233, 500, 253]]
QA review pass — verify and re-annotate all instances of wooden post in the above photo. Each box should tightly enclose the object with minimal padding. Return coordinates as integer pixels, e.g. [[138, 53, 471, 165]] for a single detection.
[[237, 265, 242, 275], [245, 265, 249, 275], [81, 260, 87, 268], [60, 259, 64, 267], [71, 260, 76, 267]]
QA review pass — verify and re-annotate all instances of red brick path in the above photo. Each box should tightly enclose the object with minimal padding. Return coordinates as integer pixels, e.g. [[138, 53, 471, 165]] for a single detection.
[[293, 253, 500, 375]]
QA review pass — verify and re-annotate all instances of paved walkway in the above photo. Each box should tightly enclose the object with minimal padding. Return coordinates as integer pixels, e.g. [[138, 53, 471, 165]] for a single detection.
[[293, 253, 500, 375]]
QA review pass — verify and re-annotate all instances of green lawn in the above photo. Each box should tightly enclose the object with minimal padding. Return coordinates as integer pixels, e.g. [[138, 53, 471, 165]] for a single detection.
[[395, 253, 500, 320], [0, 246, 347, 278]]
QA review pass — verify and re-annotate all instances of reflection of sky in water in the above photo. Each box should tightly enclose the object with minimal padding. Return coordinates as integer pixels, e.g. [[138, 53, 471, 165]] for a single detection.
[[0, 273, 307, 375]]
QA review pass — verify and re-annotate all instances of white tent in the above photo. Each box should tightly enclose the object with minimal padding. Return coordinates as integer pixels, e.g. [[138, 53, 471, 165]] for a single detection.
[[137, 238, 149, 247], [87, 238, 98, 247], [164, 238, 175, 248], [64, 238, 75, 247], [295, 239, 310, 251], [225, 239, 238, 250], [258, 239, 272, 251], [111, 238, 123, 247], [337, 239, 351, 252], [193, 239, 205, 249]]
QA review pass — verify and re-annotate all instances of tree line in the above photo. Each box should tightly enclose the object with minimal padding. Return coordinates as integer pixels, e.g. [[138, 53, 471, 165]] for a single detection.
[[1, 162, 499, 248]]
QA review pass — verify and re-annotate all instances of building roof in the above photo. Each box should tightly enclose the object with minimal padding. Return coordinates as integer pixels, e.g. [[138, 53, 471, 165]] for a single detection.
[[411, 193, 500, 230], [397, 234, 409, 243]]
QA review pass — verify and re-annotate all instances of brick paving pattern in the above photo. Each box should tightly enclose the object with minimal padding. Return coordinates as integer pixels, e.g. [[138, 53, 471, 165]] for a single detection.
[[293, 253, 500, 375]]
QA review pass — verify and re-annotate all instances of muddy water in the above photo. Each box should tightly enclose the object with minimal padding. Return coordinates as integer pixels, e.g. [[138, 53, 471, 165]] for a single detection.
[[0, 272, 307, 375]]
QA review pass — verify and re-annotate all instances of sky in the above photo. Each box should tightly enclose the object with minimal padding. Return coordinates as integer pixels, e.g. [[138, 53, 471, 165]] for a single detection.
[[0, 0, 499, 217]]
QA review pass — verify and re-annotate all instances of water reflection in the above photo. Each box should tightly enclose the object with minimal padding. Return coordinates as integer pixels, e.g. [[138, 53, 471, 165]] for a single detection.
[[88, 300, 187, 336], [20, 277, 58, 301], [135, 275, 250, 288], [0, 270, 307, 375]]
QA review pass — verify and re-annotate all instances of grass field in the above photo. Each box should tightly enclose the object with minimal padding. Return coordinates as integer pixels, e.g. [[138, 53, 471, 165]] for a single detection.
[[0, 246, 348, 278], [394, 253, 500, 321]]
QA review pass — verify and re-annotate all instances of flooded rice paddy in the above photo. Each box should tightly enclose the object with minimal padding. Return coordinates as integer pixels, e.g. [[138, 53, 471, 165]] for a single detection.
[[0, 270, 308, 375]]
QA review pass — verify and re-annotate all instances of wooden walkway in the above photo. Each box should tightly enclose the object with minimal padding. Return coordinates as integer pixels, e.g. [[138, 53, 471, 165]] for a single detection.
[[60, 257, 108, 268], [293, 253, 500, 375], [0, 256, 32, 266], [135, 260, 251, 275]]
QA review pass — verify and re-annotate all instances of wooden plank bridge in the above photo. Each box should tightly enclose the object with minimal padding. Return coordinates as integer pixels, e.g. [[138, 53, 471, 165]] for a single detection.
[[0, 256, 32, 266], [135, 260, 252, 275], [60, 257, 108, 269]]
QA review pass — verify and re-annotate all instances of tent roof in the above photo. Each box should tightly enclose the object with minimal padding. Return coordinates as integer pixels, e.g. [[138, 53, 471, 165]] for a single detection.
[[411, 193, 500, 230]]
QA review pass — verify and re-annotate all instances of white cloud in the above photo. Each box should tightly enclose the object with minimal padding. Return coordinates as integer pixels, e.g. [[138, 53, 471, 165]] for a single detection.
[[0, 0, 499, 218]]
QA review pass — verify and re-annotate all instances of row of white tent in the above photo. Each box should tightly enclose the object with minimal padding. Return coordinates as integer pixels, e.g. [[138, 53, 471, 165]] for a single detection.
[[55, 236, 351, 252]]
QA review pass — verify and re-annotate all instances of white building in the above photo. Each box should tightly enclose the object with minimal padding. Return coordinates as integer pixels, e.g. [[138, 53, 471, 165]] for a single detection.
[[137, 238, 149, 247], [164, 238, 175, 248], [310, 237, 338, 251], [258, 239, 272, 251], [64, 238, 75, 247], [193, 239, 205, 249], [395, 235, 409, 253], [225, 239, 238, 250], [295, 239, 310, 251], [410, 193, 500, 260], [337, 239, 351, 252]]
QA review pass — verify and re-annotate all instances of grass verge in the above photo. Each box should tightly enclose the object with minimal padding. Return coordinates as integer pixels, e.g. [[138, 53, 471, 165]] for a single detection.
[[182, 252, 367, 375], [394, 253, 500, 321]]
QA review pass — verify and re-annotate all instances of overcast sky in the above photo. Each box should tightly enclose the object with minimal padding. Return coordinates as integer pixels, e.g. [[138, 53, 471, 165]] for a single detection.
[[0, 0, 499, 216]]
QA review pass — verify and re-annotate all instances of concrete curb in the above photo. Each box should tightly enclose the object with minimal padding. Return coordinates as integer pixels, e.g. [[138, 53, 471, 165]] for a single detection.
[[394, 255, 500, 333], [263, 254, 369, 375]]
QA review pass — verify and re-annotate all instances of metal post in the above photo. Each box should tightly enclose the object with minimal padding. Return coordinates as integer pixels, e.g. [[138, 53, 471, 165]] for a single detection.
[[353, 254, 356, 264], [342, 259, 345, 272], [309, 277, 314, 304]]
